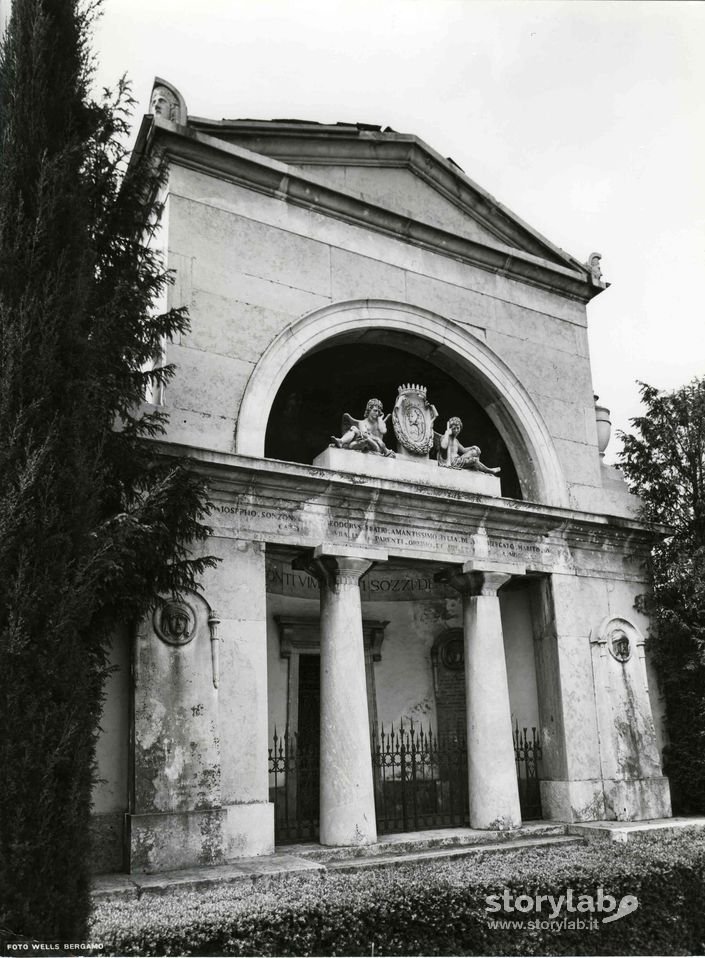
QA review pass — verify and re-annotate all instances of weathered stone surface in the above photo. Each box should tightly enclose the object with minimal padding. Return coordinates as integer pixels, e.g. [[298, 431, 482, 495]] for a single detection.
[[127, 808, 227, 874], [168, 160, 589, 321], [569, 816, 705, 843], [603, 777, 671, 821], [223, 802, 274, 860], [549, 573, 605, 782], [219, 618, 270, 804], [314, 447, 501, 497], [540, 779, 607, 823], [126, 802, 273, 874], [165, 343, 254, 423], [310, 165, 507, 247], [330, 246, 406, 302], [186, 290, 298, 365], [157, 406, 237, 453], [170, 197, 333, 298], [133, 591, 220, 816]]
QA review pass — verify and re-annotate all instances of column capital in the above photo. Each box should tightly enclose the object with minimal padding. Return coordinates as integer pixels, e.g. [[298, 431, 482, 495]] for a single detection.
[[294, 546, 386, 592], [314, 543, 389, 563], [314, 555, 374, 591], [435, 559, 525, 597]]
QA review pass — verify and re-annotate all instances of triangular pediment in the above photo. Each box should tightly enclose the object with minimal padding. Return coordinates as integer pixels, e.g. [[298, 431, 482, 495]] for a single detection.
[[294, 164, 508, 249], [187, 117, 587, 273]]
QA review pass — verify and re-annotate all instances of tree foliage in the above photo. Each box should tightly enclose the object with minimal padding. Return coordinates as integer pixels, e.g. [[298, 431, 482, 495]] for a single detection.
[[619, 379, 705, 813], [0, 0, 215, 938]]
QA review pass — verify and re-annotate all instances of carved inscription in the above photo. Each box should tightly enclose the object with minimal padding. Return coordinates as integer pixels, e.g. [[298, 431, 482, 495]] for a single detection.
[[214, 502, 471, 553], [266, 559, 446, 601], [216, 503, 300, 533], [487, 537, 555, 565], [213, 501, 570, 571]]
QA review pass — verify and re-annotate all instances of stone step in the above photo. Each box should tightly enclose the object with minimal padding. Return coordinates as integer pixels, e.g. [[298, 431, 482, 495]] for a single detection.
[[568, 815, 705, 843], [92, 831, 583, 901], [324, 834, 584, 873], [278, 821, 570, 863]]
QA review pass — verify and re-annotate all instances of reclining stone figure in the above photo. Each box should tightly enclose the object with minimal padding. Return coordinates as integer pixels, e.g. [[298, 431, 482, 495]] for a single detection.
[[434, 417, 501, 474], [330, 398, 396, 457]]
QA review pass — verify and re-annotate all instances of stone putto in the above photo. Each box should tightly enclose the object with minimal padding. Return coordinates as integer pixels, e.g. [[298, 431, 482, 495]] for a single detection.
[[330, 398, 396, 457], [435, 417, 501, 474]]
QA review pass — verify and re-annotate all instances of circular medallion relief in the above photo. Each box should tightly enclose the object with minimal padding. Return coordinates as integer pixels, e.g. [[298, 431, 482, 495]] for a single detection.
[[440, 636, 465, 670], [594, 615, 642, 665], [608, 627, 632, 663], [154, 599, 196, 646]]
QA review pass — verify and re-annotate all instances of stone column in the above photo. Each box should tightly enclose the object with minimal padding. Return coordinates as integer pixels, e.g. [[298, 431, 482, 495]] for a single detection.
[[310, 545, 385, 846], [441, 559, 524, 830]]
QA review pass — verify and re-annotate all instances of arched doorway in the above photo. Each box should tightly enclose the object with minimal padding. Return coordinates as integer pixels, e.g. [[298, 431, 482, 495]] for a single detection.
[[236, 300, 568, 507], [265, 340, 522, 499]]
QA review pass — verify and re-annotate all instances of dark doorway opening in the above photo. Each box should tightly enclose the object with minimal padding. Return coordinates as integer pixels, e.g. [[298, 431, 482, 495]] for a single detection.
[[269, 656, 320, 844], [296, 655, 320, 824]]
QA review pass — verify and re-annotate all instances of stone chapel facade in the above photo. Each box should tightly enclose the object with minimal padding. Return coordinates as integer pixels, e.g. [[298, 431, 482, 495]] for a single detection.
[[90, 79, 672, 874]]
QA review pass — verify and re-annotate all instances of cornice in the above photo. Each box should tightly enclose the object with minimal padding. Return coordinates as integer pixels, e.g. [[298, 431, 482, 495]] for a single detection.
[[146, 118, 601, 304], [187, 118, 587, 272], [156, 441, 662, 556]]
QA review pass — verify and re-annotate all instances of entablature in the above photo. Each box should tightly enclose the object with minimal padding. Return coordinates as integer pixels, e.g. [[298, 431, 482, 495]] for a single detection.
[[165, 443, 658, 581]]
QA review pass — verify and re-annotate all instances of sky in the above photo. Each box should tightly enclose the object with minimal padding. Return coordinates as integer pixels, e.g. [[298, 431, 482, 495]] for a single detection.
[[85, 0, 704, 462]]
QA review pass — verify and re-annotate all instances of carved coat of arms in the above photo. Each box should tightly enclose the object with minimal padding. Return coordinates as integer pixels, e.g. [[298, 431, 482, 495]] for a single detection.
[[392, 384, 438, 457]]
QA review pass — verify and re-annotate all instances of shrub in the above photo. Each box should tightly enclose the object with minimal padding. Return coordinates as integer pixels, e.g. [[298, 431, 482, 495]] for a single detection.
[[91, 830, 705, 956]]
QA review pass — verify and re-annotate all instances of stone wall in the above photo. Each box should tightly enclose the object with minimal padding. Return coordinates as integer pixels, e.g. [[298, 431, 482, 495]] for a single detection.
[[157, 163, 625, 516]]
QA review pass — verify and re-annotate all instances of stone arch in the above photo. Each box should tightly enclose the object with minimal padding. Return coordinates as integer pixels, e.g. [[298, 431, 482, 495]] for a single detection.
[[236, 300, 568, 507]]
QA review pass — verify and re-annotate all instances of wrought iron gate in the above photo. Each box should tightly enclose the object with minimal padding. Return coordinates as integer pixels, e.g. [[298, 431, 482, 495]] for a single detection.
[[514, 722, 543, 820], [268, 720, 543, 842], [371, 721, 468, 832], [268, 727, 319, 843]]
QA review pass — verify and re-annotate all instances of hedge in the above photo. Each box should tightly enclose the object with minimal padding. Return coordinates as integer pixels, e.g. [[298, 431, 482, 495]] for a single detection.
[[90, 830, 705, 956]]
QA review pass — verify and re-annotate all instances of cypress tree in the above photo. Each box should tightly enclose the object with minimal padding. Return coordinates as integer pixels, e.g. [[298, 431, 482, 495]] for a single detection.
[[0, 0, 215, 937]]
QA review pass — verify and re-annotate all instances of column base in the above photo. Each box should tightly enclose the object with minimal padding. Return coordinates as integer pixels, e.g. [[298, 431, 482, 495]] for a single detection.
[[319, 803, 377, 847], [127, 802, 274, 874]]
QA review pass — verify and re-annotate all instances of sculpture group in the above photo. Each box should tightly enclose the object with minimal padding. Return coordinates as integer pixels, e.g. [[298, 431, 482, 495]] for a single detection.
[[330, 384, 500, 475]]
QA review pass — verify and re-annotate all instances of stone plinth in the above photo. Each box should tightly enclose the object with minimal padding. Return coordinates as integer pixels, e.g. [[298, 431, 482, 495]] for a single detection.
[[127, 802, 274, 874], [314, 447, 501, 497]]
